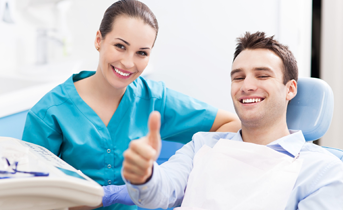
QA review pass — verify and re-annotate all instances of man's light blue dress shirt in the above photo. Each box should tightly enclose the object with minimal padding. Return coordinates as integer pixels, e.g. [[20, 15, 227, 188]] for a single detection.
[[125, 130, 343, 210]]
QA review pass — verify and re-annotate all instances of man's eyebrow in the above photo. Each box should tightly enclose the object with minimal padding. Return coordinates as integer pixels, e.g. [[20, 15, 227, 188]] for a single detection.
[[116, 38, 151, 50], [254, 67, 273, 72], [231, 69, 242, 77]]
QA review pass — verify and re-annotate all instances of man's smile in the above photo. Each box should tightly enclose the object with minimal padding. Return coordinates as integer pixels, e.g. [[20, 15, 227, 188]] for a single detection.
[[240, 97, 265, 104]]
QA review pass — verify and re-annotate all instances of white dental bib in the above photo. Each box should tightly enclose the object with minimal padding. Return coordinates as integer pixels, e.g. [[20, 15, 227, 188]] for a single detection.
[[176, 139, 303, 210]]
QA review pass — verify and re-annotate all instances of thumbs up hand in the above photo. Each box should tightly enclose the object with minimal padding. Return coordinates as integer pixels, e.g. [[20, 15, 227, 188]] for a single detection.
[[122, 111, 162, 185]]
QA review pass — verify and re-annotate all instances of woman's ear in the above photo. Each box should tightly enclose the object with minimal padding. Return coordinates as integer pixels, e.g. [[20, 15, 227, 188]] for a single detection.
[[94, 30, 102, 51], [286, 79, 297, 101]]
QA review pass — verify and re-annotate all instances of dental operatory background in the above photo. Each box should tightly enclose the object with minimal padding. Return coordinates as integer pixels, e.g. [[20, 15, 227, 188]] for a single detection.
[[0, 0, 342, 149]]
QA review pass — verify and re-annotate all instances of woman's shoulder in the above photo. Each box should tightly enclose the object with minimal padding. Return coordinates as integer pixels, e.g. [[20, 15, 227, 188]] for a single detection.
[[129, 76, 167, 99], [30, 76, 74, 118]]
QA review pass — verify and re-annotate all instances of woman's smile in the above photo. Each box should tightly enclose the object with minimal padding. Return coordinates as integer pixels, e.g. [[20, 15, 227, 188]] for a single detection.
[[112, 65, 133, 79]]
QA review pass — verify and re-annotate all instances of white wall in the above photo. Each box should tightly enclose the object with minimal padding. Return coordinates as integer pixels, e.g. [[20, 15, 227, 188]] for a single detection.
[[139, 0, 312, 111], [1, 0, 312, 113], [320, 0, 343, 149], [67, 0, 312, 112]]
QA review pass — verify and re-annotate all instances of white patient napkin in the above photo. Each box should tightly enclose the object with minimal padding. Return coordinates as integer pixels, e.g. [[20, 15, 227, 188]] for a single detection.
[[178, 139, 303, 210]]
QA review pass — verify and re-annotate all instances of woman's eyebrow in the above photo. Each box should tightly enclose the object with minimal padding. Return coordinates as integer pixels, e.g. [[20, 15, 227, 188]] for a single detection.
[[117, 38, 130, 45], [116, 38, 151, 50]]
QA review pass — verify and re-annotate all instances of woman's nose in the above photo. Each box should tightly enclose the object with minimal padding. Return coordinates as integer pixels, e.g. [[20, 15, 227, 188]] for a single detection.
[[120, 52, 135, 69]]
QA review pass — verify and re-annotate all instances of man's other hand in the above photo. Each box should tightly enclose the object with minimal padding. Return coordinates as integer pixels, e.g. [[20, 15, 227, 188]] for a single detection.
[[122, 111, 161, 185]]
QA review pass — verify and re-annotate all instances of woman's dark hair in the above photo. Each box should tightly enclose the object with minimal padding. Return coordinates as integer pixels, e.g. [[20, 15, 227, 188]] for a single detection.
[[99, 0, 159, 44], [234, 31, 298, 84]]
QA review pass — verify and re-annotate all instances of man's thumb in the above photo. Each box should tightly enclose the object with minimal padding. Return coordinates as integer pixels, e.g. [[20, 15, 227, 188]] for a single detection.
[[148, 111, 161, 151]]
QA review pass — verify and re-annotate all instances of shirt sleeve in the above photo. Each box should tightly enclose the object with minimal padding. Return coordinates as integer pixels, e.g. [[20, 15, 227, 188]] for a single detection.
[[297, 161, 343, 209], [160, 88, 218, 144], [22, 110, 63, 156], [124, 138, 197, 209]]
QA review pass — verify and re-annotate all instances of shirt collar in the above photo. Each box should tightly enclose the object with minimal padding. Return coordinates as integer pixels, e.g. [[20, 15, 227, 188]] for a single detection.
[[230, 129, 306, 157]]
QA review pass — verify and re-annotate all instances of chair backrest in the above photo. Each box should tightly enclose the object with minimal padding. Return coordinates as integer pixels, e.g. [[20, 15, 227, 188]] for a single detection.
[[158, 77, 342, 164], [286, 77, 343, 160]]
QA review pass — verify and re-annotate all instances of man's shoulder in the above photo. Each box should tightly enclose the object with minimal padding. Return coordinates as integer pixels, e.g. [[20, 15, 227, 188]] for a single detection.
[[300, 142, 343, 169]]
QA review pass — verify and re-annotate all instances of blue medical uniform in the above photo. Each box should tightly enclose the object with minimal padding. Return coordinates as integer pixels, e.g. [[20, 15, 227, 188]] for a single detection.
[[22, 71, 218, 210]]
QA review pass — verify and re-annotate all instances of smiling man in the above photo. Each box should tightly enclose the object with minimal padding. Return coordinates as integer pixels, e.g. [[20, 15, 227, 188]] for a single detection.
[[122, 32, 343, 210]]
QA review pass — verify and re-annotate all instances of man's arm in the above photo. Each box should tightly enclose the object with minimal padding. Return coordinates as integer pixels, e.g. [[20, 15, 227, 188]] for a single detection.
[[122, 111, 195, 208], [210, 109, 241, 132], [297, 161, 343, 209]]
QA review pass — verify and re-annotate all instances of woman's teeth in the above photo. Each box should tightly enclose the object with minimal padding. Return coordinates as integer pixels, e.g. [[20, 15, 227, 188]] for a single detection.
[[114, 68, 130, 76], [242, 98, 261, 104]]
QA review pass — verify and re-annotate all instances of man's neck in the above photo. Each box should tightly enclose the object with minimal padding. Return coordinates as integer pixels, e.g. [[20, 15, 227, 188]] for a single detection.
[[241, 120, 290, 145]]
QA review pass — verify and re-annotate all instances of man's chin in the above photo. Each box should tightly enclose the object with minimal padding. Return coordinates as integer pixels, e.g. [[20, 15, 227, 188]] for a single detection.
[[239, 115, 264, 127]]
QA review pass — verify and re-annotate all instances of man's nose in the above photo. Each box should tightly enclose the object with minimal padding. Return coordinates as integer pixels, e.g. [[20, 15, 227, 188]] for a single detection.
[[241, 76, 257, 92], [120, 52, 135, 69]]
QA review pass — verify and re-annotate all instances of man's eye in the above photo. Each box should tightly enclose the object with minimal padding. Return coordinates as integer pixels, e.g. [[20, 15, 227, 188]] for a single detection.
[[137, 51, 148, 56], [258, 75, 270, 79], [115, 44, 125, 50], [233, 77, 244, 80]]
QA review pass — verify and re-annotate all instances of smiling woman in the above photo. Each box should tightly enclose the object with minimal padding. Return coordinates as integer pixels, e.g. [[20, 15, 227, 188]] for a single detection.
[[21, 1, 240, 210]]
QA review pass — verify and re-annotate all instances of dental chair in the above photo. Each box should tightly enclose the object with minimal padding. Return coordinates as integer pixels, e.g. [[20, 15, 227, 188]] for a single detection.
[[157, 77, 342, 168], [286, 77, 343, 161], [140, 77, 343, 210]]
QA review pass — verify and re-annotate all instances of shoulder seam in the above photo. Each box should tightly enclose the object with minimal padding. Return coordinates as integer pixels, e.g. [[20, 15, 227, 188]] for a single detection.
[[41, 97, 69, 121], [29, 110, 62, 134], [308, 160, 339, 194]]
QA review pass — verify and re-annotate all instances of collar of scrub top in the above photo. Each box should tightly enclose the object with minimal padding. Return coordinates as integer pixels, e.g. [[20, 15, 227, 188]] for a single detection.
[[0, 157, 49, 178], [230, 129, 305, 158]]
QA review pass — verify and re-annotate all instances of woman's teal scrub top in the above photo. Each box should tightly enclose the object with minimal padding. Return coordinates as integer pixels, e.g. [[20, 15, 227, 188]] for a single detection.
[[22, 71, 218, 210]]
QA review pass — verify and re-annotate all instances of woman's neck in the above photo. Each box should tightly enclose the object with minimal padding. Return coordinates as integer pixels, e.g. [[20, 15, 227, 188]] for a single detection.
[[74, 70, 127, 126], [89, 70, 126, 101]]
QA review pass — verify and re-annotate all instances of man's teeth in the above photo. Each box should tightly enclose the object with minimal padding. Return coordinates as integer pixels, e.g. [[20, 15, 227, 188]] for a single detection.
[[242, 98, 261, 104], [114, 68, 130, 76]]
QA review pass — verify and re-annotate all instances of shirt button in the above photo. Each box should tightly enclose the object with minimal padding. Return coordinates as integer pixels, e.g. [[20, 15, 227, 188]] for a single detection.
[[138, 199, 142, 202], [107, 149, 111, 153], [108, 180, 111, 184], [142, 186, 148, 190], [107, 164, 111, 168]]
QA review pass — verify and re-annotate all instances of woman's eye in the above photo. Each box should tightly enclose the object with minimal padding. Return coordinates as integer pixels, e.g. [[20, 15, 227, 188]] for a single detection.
[[115, 44, 125, 50], [137, 51, 148, 56]]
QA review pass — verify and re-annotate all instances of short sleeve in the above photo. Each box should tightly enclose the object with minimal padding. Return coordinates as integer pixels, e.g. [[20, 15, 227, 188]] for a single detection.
[[160, 88, 218, 144], [22, 110, 63, 156]]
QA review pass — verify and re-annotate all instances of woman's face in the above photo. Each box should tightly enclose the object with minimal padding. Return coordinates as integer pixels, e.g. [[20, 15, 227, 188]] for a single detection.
[[95, 15, 156, 90]]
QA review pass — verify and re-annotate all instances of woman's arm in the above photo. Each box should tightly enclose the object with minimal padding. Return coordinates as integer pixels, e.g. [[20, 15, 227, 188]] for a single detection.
[[210, 109, 241, 132]]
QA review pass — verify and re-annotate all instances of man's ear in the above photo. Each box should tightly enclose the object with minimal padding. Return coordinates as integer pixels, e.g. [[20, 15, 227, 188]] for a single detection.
[[94, 30, 103, 50], [286, 79, 297, 101]]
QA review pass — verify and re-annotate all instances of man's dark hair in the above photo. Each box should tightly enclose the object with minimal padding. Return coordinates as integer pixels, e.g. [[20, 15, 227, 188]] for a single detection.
[[234, 32, 298, 84]]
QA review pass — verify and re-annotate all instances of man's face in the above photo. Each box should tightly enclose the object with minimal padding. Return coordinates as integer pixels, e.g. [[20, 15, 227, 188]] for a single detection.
[[231, 49, 296, 128]]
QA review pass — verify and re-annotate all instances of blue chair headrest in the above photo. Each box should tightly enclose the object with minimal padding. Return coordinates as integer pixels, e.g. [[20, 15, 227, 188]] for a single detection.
[[286, 77, 334, 141]]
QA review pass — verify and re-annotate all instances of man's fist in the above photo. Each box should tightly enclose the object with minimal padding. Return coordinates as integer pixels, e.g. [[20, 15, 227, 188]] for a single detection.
[[122, 111, 161, 184]]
